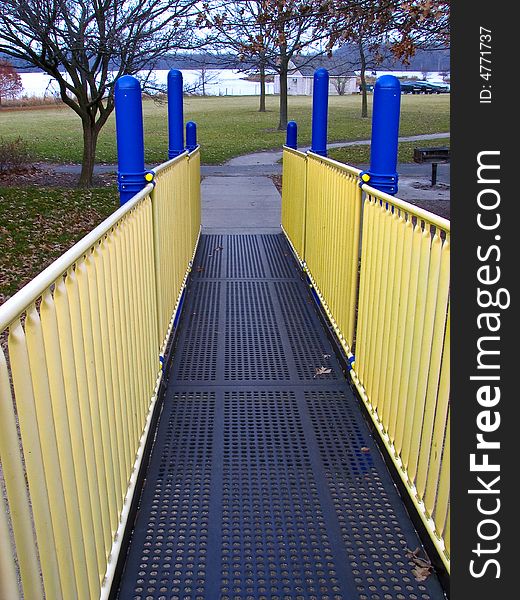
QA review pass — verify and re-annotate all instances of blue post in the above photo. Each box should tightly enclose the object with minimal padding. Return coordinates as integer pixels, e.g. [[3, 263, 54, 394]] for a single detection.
[[361, 75, 401, 195], [311, 68, 329, 157], [286, 121, 298, 149], [168, 69, 184, 158], [114, 75, 147, 206], [186, 121, 198, 152]]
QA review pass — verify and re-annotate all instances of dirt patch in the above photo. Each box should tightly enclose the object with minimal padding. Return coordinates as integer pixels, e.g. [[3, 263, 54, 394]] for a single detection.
[[270, 174, 282, 194], [0, 165, 117, 189]]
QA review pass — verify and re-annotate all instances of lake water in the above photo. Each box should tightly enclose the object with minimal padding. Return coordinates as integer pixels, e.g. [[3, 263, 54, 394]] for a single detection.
[[17, 68, 447, 98], [18, 69, 276, 98]]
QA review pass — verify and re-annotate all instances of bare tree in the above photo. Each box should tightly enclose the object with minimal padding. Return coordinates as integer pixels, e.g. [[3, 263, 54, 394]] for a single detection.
[[317, 1, 395, 117], [188, 53, 221, 96], [202, 1, 328, 129], [0, 0, 198, 187], [254, 0, 328, 130], [331, 76, 350, 95], [0, 57, 22, 105], [198, 2, 273, 112]]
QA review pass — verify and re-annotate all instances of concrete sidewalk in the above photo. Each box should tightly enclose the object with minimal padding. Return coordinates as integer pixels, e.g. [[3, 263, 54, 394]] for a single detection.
[[201, 135, 451, 231], [35, 131, 450, 228], [202, 175, 281, 233]]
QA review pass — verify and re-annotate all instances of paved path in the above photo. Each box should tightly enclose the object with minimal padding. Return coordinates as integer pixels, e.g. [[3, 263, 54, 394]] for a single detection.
[[201, 133, 450, 231], [201, 175, 281, 233], [34, 132, 450, 228]]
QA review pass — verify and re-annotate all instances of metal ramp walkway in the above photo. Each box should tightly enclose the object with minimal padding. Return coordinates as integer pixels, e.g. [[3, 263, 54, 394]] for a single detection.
[[115, 233, 445, 600]]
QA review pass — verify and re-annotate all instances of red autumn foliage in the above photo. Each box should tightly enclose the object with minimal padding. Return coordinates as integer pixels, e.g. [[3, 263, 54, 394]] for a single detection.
[[0, 59, 22, 105]]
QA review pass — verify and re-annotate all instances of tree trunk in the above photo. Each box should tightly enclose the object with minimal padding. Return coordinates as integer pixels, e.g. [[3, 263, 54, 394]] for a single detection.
[[277, 62, 288, 131], [259, 63, 266, 112], [78, 120, 98, 187], [359, 43, 368, 119]]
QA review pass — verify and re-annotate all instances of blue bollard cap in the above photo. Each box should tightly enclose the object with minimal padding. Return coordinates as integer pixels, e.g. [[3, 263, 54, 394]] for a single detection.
[[374, 74, 401, 92], [186, 121, 198, 152], [286, 121, 298, 149], [115, 74, 141, 91], [168, 69, 183, 83], [314, 67, 329, 80]]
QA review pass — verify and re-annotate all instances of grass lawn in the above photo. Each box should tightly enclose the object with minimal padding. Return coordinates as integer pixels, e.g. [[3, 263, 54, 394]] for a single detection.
[[0, 186, 118, 303], [327, 136, 450, 166], [0, 93, 450, 165]]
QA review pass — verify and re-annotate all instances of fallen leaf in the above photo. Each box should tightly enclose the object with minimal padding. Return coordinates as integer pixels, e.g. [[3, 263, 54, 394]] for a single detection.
[[412, 566, 432, 582], [314, 366, 332, 378], [406, 548, 433, 582]]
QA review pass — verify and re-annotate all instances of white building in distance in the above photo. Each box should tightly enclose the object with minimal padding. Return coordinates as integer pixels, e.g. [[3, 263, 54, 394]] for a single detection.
[[273, 60, 358, 96]]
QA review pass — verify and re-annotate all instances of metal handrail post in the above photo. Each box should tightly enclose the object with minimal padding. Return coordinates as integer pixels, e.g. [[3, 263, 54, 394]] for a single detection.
[[361, 75, 401, 195], [310, 68, 329, 157], [186, 121, 198, 152], [286, 120, 298, 149], [115, 75, 148, 206], [168, 69, 185, 159]]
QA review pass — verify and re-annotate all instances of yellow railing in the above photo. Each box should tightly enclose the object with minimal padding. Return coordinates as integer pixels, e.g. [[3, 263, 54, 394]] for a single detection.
[[281, 148, 451, 572], [304, 152, 362, 353], [0, 151, 201, 600], [281, 146, 307, 259], [152, 149, 201, 350], [353, 185, 451, 569]]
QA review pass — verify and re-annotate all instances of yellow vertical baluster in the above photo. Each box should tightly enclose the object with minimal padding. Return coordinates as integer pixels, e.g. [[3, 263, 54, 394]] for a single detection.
[[24, 305, 78, 599], [65, 267, 108, 578], [377, 208, 399, 425], [107, 232, 131, 487], [434, 408, 450, 548], [382, 209, 405, 435], [0, 344, 43, 599], [45, 282, 95, 599], [388, 216, 414, 445], [0, 490, 19, 600], [37, 288, 91, 598], [101, 237, 127, 501], [85, 252, 118, 533], [401, 224, 432, 474], [394, 221, 423, 457], [76, 260, 113, 554], [424, 308, 450, 517]]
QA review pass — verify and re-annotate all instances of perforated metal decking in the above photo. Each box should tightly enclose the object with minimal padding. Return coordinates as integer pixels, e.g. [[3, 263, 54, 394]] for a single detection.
[[115, 234, 445, 600]]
